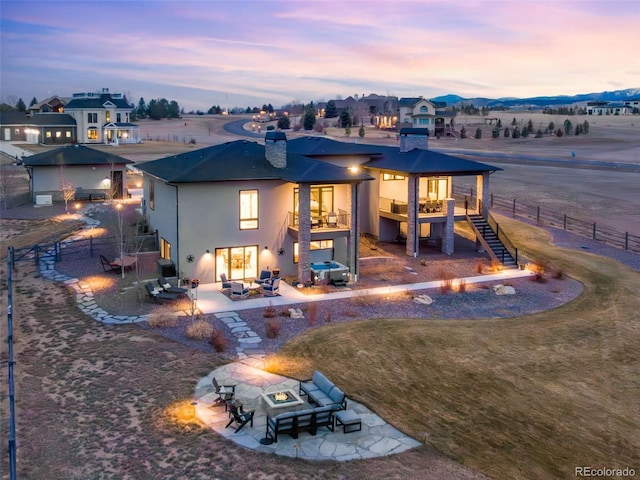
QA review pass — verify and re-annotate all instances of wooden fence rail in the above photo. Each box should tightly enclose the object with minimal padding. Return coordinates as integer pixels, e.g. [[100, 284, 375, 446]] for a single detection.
[[452, 186, 640, 253]]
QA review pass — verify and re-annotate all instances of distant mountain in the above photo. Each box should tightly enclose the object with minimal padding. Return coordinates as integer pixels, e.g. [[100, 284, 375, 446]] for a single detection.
[[431, 88, 640, 108]]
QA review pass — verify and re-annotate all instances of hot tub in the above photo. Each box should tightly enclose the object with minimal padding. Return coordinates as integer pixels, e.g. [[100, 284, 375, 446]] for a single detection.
[[310, 261, 350, 285]]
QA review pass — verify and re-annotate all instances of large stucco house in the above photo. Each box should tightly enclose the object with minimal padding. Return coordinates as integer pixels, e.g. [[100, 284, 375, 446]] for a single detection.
[[64, 88, 140, 144], [137, 129, 501, 286]]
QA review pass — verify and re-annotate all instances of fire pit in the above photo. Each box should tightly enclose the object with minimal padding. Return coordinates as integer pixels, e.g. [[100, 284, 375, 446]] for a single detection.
[[261, 389, 305, 410]]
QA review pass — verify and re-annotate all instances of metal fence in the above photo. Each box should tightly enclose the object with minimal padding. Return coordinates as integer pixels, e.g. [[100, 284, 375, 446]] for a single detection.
[[452, 186, 640, 253]]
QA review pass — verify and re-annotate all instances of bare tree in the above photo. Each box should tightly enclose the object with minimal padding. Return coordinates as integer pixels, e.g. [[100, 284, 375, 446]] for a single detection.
[[59, 166, 75, 213]]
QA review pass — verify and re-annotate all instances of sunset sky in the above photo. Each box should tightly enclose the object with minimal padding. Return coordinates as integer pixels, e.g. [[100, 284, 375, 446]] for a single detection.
[[1, 0, 639, 111]]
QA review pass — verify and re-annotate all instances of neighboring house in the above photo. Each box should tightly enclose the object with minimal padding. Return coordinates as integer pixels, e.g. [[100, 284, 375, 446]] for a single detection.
[[396, 97, 455, 135], [21, 145, 133, 202], [0, 112, 77, 144], [137, 129, 500, 286], [586, 101, 630, 115], [64, 88, 140, 144], [27, 95, 68, 115]]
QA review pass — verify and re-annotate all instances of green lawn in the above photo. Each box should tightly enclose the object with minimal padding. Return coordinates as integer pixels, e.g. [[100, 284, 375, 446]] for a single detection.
[[268, 217, 640, 479]]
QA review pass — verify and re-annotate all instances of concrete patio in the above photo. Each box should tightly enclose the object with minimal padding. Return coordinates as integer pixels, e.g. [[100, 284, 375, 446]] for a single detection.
[[194, 360, 423, 461]]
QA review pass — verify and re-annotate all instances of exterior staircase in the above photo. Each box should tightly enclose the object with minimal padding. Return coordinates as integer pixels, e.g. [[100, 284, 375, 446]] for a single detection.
[[467, 214, 518, 269]]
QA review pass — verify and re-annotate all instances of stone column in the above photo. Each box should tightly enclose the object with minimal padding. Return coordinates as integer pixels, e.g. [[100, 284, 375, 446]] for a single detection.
[[406, 174, 420, 257], [348, 182, 359, 282], [297, 183, 312, 283], [477, 172, 490, 217], [442, 198, 455, 255]]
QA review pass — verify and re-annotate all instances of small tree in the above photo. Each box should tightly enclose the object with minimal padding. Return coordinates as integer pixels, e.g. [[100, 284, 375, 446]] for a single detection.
[[324, 100, 338, 118], [358, 125, 365, 138], [504, 127, 510, 138], [511, 117, 518, 126], [277, 115, 290, 129], [521, 127, 529, 138], [535, 128, 544, 138], [564, 119, 572, 135], [548, 121, 555, 131], [303, 104, 316, 130], [526, 119, 534, 134], [582, 120, 590, 134], [512, 126, 521, 138], [460, 126, 467, 139], [492, 128, 500, 139], [556, 128, 564, 137], [475, 127, 482, 139], [345, 125, 351, 137]]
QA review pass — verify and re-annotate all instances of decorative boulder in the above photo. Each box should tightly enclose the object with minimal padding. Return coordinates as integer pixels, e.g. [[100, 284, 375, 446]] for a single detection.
[[414, 294, 434, 305], [493, 284, 516, 295], [289, 308, 305, 319]]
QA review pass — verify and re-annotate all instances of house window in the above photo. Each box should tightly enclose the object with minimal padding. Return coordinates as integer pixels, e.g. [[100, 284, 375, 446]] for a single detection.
[[420, 106, 428, 113], [116, 113, 121, 123], [149, 179, 155, 210], [419, 118, 429, 125], [105, 112, 111, 123], [428, 177, 449, 199], [66, 131, 71, 138], [293, 186, 334, 222], [87, 112, 98, 123], [293, 240, 334, 263], [215, 245, 258, 281], [239, 189, 258, 230], [55, 131, 62, 138], [87, 128, 98, 140], [382, 173, 405, 181], [160, 237, 171, 260], [45, 132, 52, 138]]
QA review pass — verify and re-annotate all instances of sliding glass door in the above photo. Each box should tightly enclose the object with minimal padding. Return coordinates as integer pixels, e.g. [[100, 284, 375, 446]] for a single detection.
[[215, 245, 258, 281]]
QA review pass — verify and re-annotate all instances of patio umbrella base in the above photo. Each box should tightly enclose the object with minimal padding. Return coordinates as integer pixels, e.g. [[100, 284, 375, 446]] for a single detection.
[[259, 437, 274, 445]]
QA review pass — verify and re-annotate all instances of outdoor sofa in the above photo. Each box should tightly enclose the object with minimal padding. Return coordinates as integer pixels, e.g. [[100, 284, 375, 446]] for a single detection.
[[299, 371, 347, 410], [265, 405, 335, 442]]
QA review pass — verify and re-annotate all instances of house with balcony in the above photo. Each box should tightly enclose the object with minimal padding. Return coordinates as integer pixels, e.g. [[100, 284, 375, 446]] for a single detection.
[[136, 132, 372, 285], [397, 97, 456, 136], [137, 129, 502, 286], [64, 88, 140, 144]]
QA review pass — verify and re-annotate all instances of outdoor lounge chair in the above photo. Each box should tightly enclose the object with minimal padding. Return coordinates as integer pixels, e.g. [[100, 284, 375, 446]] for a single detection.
[[145, 282, 179, 303], [231, 282, 249, 299], [219, 272, 232, 290], [100, 254, 121, 274], [225, 403, 255, 433], [326, 211, 338, 228], [211, 377, 236, 407], [158, 276, 188, 295], [254, 270, 272, 285], [261, 277, 281, 296]]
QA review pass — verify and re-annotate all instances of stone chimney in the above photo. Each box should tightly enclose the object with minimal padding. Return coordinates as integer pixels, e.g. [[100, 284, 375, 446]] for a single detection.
[[265, 131, 287, 168], [399, 128, 429, 152]]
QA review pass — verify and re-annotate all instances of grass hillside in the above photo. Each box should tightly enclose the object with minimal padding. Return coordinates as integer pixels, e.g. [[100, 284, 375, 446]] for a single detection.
[[268, 216, 640, 479]]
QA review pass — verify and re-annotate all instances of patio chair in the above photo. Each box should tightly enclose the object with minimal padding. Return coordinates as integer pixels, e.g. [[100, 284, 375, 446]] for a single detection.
[[211, 377, 236, 407], [145, 282, 179, 303], [157, 276, 188, 296], [326, 211, 338, 228], [254, 270, 272, 285], [225, 403, 255, 433], [262, 277, 281, 297], [231, 282, 249, 299], [219, 272, 232, 290], [100, 254, 121, 274]]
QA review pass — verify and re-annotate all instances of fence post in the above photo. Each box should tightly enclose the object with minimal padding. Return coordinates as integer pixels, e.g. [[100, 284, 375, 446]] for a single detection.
[[34, 244, 39, 267], [90, 235, 94, 257], [55, 242, 60, 262], [592, 223, 597, 240], [536, 206, 541, 226], [563, 214, 567, 231], [625, 232, 629, 251], [512, 199, 516, 218], [490, 193, 494, 209]]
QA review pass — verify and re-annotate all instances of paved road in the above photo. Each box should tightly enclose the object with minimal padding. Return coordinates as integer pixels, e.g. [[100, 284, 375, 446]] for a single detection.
[[223, 119, 264, 139]]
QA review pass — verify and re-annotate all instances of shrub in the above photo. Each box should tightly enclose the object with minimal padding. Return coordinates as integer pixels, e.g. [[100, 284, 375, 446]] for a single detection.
[[475, 127, 482, 139], [440, 278, 453, 294], [308, 303, 318, 327], [475, 260, 485, 274], [263, 302, 277, 318], [209, 329, 228, 352], [437, 268, 454, 281], [266, 319, 281, 338], [325, 309, 332, 323], [147, 313, 178, 328], [186, 319, 214, 340], [458, 278, 467, 293]]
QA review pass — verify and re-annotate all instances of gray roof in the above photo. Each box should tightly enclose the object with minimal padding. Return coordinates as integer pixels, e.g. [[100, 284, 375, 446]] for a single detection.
[[0, 111, 28, 125], [136, 140, 372, 184], [364, 145, 501, 175], [22, 145, 133, 167], [65, 93, 132, 110], [288, 137, 382, 156], [29, 113, 76, 126]]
